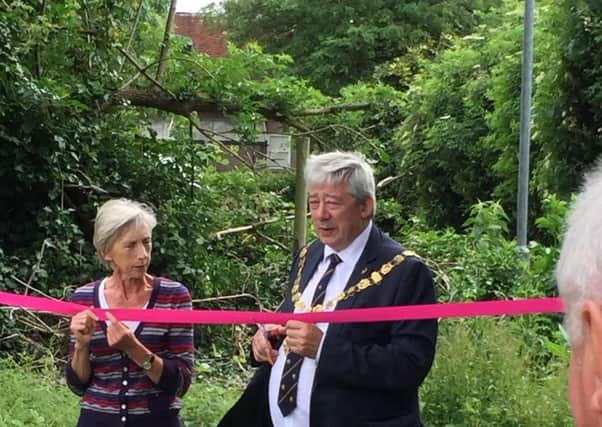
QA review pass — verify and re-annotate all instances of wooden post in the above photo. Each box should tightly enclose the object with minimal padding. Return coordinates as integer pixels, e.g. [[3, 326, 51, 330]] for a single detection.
[[293, 137, 310, 252]]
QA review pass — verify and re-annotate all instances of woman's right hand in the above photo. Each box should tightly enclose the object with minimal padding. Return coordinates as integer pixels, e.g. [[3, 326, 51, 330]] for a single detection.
[[70, 308, 98, 349]]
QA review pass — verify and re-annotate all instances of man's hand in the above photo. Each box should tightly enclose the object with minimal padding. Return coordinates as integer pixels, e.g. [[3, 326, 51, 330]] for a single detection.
[[106, 312, 138, 352], [252, 324, 283, 365], [69, 308, 98, 349], [284, 320, 323, 359]]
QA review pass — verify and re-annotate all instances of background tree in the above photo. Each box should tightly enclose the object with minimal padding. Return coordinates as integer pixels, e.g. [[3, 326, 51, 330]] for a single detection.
[[220, 0, 502, 95]]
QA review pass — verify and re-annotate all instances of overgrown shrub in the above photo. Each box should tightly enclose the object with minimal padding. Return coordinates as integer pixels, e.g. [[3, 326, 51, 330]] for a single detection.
[[421, 318, 572, 427]]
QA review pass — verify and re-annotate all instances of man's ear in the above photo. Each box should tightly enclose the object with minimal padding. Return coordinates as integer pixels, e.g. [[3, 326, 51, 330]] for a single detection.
[[360, 197, 374, 219], [581, 299, 602, 411]]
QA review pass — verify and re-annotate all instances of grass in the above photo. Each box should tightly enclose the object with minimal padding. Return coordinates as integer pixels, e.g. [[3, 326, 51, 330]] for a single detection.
[[0, 354, 243, 427], [0, 318, 573, 427]]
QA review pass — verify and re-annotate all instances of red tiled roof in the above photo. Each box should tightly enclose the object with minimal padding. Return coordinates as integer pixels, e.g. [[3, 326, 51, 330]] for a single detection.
[[174, 13, 227, 57]]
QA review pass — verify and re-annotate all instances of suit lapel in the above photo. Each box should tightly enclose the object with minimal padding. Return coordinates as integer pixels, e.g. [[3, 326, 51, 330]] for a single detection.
[[299, 241, 324, 294]]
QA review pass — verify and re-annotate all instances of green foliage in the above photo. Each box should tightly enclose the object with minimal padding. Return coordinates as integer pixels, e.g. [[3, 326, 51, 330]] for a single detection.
[[390, 1, 517, 228], [0, 354, 243, 427], [421, 318, 572, 427], [181, 371, 245, 426], [0, 356, 79, 426], [530, 0, 602, 197], [380, 0, 602, 230], [220, 0, 502, 95], [400, 200, 519, 302]]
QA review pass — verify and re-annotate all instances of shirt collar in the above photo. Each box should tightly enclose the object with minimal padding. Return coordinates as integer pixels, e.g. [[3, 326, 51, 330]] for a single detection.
[[323, 220, 372, 265]]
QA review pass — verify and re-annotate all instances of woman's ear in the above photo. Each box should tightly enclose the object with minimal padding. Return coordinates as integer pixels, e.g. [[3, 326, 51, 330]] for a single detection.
[[101, 251, 112, 263], [581, 299, 602, 412]]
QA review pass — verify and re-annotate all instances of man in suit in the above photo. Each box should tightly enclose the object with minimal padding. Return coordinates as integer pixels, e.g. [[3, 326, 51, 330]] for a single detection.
[[220, 151, 437, 427], [557, 161, 602, 427]]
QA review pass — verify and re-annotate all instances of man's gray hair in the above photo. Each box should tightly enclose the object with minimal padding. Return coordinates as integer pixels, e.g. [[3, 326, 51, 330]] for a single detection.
[[557, 160, 602, 344], [93, 198, 157, 265], [304, 151, 376, 215]]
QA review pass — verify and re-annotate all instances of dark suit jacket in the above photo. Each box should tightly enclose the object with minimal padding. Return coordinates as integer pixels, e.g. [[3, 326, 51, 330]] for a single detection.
[[219, 226, 438, 427]]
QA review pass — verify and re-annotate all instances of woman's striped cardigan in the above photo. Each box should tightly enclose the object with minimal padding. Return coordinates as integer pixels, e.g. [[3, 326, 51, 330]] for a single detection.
[[65, 277, 194, 426]]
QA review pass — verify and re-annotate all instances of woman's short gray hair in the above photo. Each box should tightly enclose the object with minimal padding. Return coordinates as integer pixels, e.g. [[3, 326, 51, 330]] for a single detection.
[[557, 160, 602, 344], [304, 151, 376, 215], [93, 198, 157, 264]]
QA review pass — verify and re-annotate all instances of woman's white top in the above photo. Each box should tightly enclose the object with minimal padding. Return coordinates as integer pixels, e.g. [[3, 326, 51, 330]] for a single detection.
[[98, 278, 148, 332]]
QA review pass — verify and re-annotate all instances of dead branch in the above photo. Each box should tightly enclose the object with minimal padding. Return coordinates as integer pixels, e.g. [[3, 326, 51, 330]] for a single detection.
[[376, 176, 400, 188], [156, 0, 178, 82], [193, 125, 294, 171], [188, 114, 257, 172], [11, 275, 55, 300], [285, 118, 328, 151], [118, 49, 178, 100], [192, 293, 266, 311], [123, 0, 145, 71], [214, 214, 297, 239], [256, 230, 289, 251], [296, 102, 371, 116], [20, 238, 50, 296], [105, 87, 370, 122]]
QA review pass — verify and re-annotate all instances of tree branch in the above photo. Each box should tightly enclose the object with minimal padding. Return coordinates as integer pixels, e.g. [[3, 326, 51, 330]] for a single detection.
[[120, 0, 145, 73], [156, 0, 178, 82], [106, 86, 370, 121], [285, 118, 328, 150], [214, 214, 298, 239], [188, 114, 257, 172], [118, 49, 178, 100], [296, 103, 371, 116]]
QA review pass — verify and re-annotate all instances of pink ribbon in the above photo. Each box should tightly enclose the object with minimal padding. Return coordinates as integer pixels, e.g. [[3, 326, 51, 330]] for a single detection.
[[0, 291, 563, 324]]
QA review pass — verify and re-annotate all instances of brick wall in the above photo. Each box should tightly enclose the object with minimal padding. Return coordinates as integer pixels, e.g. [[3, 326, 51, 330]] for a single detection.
[[174, 13, 227, 57]]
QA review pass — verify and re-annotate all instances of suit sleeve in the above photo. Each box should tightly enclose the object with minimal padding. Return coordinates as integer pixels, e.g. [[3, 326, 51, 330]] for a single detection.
[[316, 257, 438, 391]]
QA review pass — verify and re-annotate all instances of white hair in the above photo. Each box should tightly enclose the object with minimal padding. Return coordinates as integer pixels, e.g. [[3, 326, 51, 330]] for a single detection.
[[93, 198, 157, 265], [556, 160, 602, 344], [304, 151, 376, 215]]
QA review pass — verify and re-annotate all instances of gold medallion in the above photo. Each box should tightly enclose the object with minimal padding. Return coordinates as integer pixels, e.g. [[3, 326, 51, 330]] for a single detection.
[[371, 271, 383, 283], [381, 263, 392, 274], [358, 279, 370, 289]]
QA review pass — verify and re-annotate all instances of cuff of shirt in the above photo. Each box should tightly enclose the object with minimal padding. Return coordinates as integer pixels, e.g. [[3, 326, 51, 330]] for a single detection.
[[315, 328, 327, 361], [65, 363, 90, 396], [159, 358, 184, 395]]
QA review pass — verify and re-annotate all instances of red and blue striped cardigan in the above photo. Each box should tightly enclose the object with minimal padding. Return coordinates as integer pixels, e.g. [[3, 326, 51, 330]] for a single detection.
[[65, 277, 194, 427]]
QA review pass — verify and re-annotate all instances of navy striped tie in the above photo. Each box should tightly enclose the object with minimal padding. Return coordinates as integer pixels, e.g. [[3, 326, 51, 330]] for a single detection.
[[277, 253, 342, 417]]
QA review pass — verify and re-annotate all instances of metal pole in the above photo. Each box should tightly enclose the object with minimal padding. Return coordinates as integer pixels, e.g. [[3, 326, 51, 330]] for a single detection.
[[293, 137, 310, 252], [517, 0, 535, 250]]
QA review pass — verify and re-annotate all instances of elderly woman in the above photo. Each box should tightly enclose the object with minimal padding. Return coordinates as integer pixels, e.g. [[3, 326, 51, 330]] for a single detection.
[[66, 198, 194, 427]]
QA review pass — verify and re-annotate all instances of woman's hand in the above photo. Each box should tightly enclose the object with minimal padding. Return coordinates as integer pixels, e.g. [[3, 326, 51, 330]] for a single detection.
[[105, 312, 139, 352], [70, 308, 98, 349]]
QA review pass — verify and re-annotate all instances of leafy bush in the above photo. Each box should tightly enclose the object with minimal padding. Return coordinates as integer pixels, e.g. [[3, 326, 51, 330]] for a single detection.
[[0, 354, 243, 427], [0, 356, 79, 426], [421, 318, 572, 427]]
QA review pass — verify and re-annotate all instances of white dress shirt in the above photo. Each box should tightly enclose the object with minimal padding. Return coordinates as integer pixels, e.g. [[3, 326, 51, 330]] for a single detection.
[[268, 222, 372, 427]]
